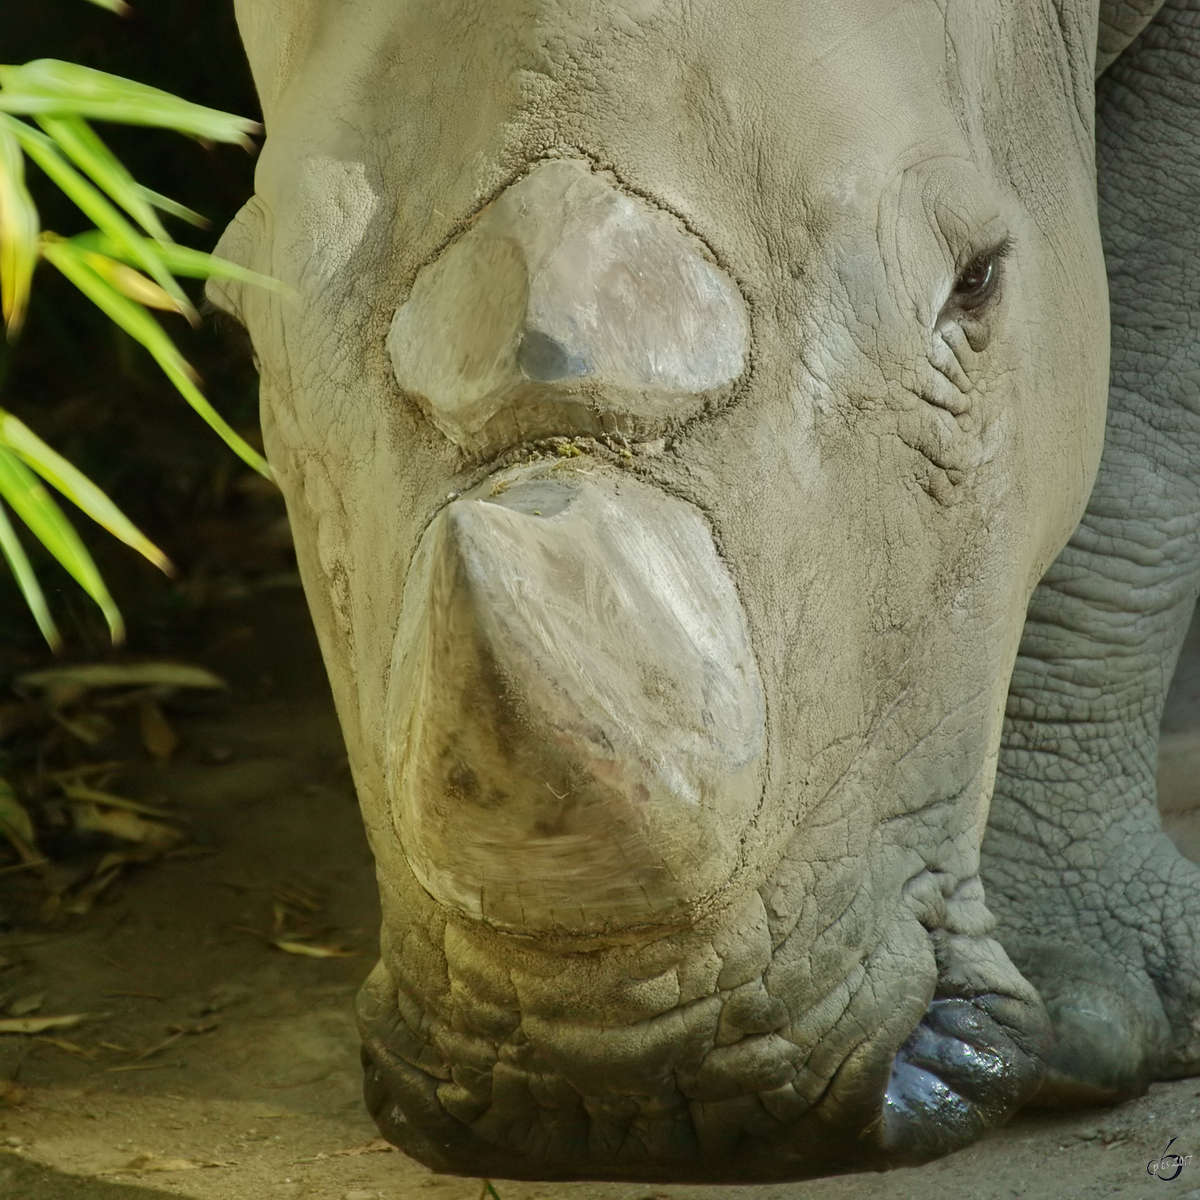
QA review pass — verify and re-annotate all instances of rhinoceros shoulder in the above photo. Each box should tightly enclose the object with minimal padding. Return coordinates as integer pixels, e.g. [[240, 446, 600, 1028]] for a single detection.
[[1096, 0, 1169, 75]]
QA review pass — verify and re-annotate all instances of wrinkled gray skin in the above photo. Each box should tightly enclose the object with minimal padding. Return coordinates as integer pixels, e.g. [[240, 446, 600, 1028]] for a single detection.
[[210, 0, 1200, 1184]]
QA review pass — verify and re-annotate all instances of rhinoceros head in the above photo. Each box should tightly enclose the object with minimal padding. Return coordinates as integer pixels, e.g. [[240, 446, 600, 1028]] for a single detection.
[[212, 0, 1109, 1182]]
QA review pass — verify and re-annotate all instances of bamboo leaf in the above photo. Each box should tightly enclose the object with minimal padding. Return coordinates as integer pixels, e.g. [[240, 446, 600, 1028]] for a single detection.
[[36, 114, 169, 241], [0, 121, 38, 335], [0, 409, 172, 573], [3, 116, 195, 320], [60, 783, 176, 820], [71, 230, 287, 292], [81, 0, 131, 13], [40, 240, 272, 478], [80, 250, 181, 312], [0, 1014, 91, 1035], [18, 662, 225, 691], [0, 500, 58, 649], [0, 62, 260, 147], [272, 939, 358, 959], [0, 777, 36, 846], [136, 185, 206, 229], [0, 443, 123, 642]]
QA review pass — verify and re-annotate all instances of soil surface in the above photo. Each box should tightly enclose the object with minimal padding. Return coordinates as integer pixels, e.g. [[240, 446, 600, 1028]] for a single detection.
[[3, 586, 1200, 1200]]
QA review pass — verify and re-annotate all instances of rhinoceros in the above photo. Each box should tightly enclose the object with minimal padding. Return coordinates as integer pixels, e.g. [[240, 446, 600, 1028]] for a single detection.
[[208, 0, 1200, 1183]]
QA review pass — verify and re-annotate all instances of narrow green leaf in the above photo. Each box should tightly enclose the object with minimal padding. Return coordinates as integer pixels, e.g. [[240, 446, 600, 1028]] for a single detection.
[[136, 185, 207, 229], [41, 240, 272, 479], [3, 115, 195, 321], [0, 62, 260, 147], [0, 498, 59, 649], [0, 776, 37, 847], [0, 443, 123, 642], [0, 409, 172, 574], [72, 230, 288, 292], [79, 249, 181, 312], [0, 121, 38, 335], [36, 114, 169, 241], [80, 0, 131, 13]]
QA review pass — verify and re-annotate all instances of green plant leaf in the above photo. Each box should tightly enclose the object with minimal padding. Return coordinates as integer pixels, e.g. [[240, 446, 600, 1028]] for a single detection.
[[36, 114, 170, 241], [78, 248, 181, 311], [0, 498, 59, 649], [3, 116, 195, 320], [0, 443, 123, 642], [136, 185, 207, 229], [72, 230, 288, 291], [80, 0, 131, 13], [40, 239, 272, 479], [0, 121, 38, 335], [0, 62, 260, 147], [0, 409, 171, 574]]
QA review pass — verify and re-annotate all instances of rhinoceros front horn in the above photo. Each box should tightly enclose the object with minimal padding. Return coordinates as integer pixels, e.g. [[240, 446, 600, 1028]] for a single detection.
[[386, 467, 765, 936]]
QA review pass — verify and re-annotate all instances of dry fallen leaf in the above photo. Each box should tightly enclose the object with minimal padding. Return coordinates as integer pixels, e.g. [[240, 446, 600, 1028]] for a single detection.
[[59, 866, 124, 918], [17, 663, 226, 695], [110, 1153, 234, 1173], [0, 1013, 90, 1034], [271, 939, 358, 959], [0, 778, 34, 845], [34, 1035, 95, 1058], [46, 760, 126, 784], [138, 699, 178, 761], [274, 882, 323, 912], [108, 1020, 217, 1070], [50, 710, 114, 746], [331, 1138, 398, 1157], [7, 992, 43, 1017], [125, 1030, 184, 1064], [0, 778, 41, 866], [0, 1079, 28, 1107], [70, 802, 183, 847], [60, 783, 176, 820]]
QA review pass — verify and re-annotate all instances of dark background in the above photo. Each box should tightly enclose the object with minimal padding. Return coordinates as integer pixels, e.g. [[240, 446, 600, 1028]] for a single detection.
[[0, 0, 281, 666]]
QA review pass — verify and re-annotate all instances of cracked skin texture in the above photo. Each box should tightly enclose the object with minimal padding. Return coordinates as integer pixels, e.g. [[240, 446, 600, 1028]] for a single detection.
[[207, 0, 1200, 1184]]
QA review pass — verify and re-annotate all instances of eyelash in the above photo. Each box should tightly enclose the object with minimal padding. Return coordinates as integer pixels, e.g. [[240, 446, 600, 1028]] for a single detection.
[[949, 237, 1013, 312]]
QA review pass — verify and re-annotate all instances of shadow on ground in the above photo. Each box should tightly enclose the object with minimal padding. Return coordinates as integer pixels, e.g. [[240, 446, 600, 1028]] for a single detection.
[[2, 588, 1200, 1200]]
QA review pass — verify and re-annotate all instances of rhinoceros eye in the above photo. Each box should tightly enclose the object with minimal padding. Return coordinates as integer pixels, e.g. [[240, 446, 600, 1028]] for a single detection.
[[950, 239, 1011, 313]]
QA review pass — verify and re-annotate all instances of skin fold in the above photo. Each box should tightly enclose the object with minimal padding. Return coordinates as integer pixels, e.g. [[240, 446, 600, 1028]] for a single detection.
[[208, 0, 1200, 1183]]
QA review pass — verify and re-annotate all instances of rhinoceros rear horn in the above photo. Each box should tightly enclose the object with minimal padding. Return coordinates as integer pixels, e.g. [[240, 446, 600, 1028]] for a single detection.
[[387, 159, 749, 449], [386, 467, 766, 937]]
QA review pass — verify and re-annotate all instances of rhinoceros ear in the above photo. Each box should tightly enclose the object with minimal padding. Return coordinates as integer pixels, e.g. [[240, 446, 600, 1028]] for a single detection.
[[232, 0, 315, 127], [1096, 0, 1165, 75]]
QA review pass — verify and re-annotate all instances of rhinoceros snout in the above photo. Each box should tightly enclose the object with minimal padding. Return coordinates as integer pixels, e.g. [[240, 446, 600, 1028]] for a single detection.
[[386, 159, 749, 448], [386, 464, 765, 936]]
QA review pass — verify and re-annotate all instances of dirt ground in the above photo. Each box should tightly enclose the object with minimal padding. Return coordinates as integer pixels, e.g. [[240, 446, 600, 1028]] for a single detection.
[[3, 586, 1200, 1200]]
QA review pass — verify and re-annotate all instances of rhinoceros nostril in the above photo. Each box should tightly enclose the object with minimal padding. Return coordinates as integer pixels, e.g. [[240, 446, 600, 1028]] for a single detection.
[[385, 463, 765, 936], [388, 159, 748, 445]]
